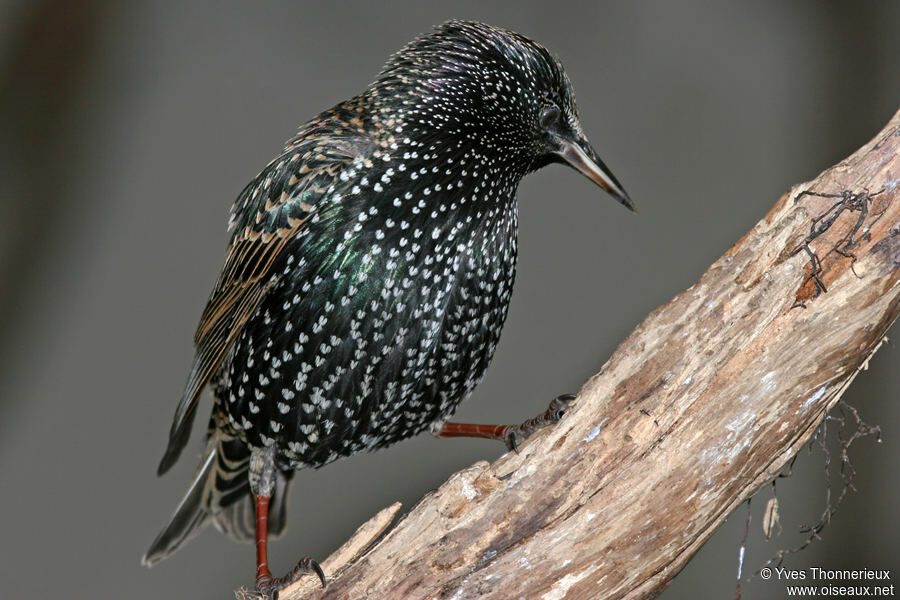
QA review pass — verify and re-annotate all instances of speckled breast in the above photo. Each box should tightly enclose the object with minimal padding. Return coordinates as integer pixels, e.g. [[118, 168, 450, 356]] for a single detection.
[[216, 194, 519, 470]]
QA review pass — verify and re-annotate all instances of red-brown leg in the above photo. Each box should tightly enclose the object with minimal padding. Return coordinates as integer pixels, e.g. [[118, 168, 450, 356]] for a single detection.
[[255, 495, 273, 584], [435, 394, 573, 452], [254, 494, 326, 599]]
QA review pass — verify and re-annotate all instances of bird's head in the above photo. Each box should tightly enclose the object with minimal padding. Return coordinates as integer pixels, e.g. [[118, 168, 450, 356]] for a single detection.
[[373, 20, 633, 211]]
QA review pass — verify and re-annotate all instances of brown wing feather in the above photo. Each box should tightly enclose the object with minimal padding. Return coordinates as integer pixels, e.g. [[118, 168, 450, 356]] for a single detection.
[[157, 120, 373, 475]]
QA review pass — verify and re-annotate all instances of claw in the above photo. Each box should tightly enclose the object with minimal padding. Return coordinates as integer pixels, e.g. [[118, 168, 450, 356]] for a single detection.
[[256, 557, 326, 599], [310, 559, 327, 588], [256, 577, 278, 600], [549, 394, 574, 421], [503, 393, 575, 452], [505, 429, 522, 453]]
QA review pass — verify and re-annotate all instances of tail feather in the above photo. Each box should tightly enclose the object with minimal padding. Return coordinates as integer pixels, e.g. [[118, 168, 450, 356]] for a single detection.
[[211, 469, 292, 542], [142, 447, 217, 566], [143, 433, 293, 566]]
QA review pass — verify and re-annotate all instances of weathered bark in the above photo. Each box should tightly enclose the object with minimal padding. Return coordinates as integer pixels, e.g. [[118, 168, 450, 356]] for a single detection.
[[273, 110, 900, 600]]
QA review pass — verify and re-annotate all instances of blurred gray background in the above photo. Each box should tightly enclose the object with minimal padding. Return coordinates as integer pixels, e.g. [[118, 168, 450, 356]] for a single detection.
[[1, 1, 898, 598]]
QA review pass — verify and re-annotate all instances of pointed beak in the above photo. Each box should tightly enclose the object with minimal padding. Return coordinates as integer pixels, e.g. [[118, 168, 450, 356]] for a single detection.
[[554, 137, 635, 212]]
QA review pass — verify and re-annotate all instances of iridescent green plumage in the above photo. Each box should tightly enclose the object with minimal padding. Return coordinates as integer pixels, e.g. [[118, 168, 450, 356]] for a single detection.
[[146, 21, 631, 595]]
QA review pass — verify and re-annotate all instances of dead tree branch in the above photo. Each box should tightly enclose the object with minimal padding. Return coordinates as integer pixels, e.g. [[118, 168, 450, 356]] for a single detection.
[[274, 110, 900, 600]]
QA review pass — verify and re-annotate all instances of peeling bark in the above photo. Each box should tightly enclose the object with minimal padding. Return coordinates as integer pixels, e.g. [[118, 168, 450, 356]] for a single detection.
[[271, 110, 900, 600]]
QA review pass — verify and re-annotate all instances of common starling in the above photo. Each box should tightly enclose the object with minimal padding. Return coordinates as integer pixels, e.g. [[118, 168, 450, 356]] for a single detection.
[[144, 20, 632, 597]]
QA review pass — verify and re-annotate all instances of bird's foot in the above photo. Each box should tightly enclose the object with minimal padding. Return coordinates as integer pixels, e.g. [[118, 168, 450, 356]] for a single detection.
[[434, 394, 574, 452], [255, 558, 326, 599], [503, 393, 574, 452]]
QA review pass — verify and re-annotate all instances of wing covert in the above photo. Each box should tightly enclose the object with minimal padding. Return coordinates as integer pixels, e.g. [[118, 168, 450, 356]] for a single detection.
[[158, 123, 374, 475]]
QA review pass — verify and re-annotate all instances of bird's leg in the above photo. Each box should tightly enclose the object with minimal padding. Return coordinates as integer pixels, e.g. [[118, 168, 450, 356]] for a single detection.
[[251, 449, 326, 599], [435, 394, 573, 452], [255, 494, 274, 584]]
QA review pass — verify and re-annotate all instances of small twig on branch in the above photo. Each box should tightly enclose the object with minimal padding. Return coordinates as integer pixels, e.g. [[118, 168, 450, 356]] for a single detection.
[[791, 188, 888, 303], [272, 110, 900, 600]]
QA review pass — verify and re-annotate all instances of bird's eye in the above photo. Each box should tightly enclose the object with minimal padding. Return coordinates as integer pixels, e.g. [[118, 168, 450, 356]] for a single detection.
[[539, 105, 561, 129]]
